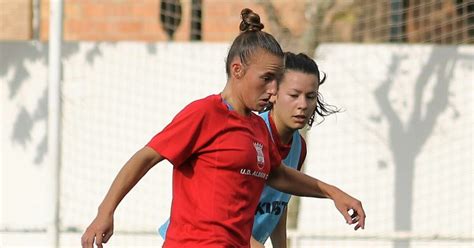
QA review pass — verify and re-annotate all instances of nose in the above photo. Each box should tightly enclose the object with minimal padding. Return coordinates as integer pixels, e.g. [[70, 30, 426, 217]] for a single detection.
[[297, 96, 308, 110], [267, 80, 277, 96]]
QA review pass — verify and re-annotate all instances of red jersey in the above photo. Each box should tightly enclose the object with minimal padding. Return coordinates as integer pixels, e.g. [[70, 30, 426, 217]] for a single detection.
[[147, 94, 281, 247]]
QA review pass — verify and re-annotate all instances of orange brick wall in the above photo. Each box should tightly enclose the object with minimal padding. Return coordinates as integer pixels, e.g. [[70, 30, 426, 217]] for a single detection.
[[38, 0, 305, 42], [0, 0, 32, 40], [1, 0, 470, 43], [202, 0, 308, 42], [202, 0, 262, 41], [41, 0, 194, 41]]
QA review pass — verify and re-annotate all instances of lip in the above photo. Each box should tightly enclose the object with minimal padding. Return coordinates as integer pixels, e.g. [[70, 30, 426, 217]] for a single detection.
[[258, 98, 270, 105], [258, 101, 269, 108], [292, 115, 307, 123]]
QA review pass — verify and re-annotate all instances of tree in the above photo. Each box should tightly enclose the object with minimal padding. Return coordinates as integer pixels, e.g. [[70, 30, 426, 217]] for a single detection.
[[257, 0, 356, 55]]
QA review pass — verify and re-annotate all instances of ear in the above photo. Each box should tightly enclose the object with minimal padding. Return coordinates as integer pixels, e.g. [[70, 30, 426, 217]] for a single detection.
[[230, 59, 245, 79]]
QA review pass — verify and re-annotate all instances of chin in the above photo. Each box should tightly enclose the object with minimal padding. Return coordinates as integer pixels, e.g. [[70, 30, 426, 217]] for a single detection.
[[254, 105, 265, 112], [291, 123, 306, 130]]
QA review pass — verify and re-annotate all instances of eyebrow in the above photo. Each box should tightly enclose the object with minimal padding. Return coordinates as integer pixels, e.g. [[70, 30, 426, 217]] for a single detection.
[[262, 71, 278, 78], [287, 88, 317, 95], [268, 71, 284, 81]]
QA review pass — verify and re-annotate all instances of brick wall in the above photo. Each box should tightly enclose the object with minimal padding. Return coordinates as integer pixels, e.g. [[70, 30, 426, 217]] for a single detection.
[[4, 0, 306, 42], [0, 0, 32, 40], [202, 0, 308, 42], [1, 0, 471, 43], [41, 0, 193, 41]]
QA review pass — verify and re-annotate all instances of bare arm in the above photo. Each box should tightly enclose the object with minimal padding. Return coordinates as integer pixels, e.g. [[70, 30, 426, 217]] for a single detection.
[[269, 207, 288, 248], [250, 236, 265, 248], [267, 164, 366, 230], [249, 205, 288, 248], [81, 146, 164, 248]]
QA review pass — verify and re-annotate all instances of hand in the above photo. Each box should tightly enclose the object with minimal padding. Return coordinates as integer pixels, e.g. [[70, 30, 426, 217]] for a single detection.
[[332, 190, 366, 231], [81, 213, 114, 248]]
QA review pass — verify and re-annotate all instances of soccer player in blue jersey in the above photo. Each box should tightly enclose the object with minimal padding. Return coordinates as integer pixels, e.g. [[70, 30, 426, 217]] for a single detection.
[[250, 52, 339, 247]]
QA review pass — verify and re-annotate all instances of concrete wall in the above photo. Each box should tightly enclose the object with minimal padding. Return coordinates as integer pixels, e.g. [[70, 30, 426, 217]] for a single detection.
[[1, 42, 472, 247]]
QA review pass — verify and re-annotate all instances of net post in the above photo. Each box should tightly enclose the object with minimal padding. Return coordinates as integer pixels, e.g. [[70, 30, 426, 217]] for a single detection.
[[47, 0, 64, 247]]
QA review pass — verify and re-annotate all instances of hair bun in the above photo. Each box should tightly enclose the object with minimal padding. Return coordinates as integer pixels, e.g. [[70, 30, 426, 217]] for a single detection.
[[239, 8, 264, 32]]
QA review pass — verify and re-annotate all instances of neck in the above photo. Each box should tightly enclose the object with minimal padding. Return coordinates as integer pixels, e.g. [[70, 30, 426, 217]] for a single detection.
[[221, 82, 251, 116], [270, 110, 295, 144]]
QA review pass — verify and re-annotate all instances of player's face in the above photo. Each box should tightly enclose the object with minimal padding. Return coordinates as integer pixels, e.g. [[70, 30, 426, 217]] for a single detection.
[[240, 50, 283, 112], [272, 70, 319, 130]]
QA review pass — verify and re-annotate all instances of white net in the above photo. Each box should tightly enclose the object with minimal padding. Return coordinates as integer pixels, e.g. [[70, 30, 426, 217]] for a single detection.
[[56, 43, 472, 248], [297, 44, 473, 248], [1, 0, 473, 247], [59, 42, 229, 246]]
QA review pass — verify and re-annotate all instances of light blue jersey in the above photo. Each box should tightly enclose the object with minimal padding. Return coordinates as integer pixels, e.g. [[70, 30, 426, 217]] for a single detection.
[[251, 111, 302, 244], [158, 110, 302, 243]]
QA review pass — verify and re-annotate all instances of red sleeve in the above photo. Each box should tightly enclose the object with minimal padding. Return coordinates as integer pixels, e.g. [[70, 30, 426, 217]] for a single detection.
[[297, 136, 307, 171], [147, 100, 209, 167]]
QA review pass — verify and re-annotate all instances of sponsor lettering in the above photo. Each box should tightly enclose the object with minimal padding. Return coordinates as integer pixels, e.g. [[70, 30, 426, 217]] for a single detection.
[[255, 201, 288, 215], [240, 169, 268, 179]]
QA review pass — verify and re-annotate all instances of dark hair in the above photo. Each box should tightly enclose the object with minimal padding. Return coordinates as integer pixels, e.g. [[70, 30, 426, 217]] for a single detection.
[[225, 8, 284, 77], [279, 52, 340, 126]]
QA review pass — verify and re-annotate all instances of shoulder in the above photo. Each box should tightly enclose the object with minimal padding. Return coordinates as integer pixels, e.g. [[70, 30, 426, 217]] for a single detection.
[[299, 134, 306, 150], [185, 94, 220, 110], [296, 134, 307, 171], [298, 133, 305, 142], [176, 94, 222, 118]]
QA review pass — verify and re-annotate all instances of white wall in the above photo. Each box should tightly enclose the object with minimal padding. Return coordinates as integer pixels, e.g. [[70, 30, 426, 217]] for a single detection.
[[1, 42, 472, 247], [298, 44, 473, 248]]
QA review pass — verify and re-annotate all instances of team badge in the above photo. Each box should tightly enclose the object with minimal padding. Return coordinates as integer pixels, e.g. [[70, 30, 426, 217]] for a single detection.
[[253, 142, 265, 169]]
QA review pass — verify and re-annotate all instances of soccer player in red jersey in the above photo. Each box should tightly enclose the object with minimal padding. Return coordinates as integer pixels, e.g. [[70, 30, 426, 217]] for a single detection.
[[81, 8, 365, 248]]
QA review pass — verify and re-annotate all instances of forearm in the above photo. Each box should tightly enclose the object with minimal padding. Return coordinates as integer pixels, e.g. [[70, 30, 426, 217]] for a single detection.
[[268, 164, 366, 231], [250, 236, 265, 248], [98, 147, 162, 215], [270, 208, 288, 248], [267, 165, 341, 200]]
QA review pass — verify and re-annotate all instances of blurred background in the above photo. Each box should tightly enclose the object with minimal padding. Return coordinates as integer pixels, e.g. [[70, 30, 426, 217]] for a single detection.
[[1, 0, 473, 247]]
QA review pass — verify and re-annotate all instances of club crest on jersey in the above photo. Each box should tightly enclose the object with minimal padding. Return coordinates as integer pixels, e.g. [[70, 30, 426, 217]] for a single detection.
[[253, 142, 265, 169]]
